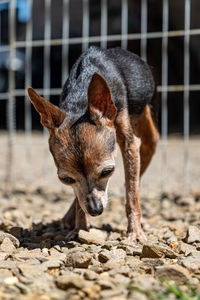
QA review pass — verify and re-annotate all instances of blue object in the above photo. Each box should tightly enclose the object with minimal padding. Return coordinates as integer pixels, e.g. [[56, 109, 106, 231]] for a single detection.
[[0, 0, 31, 23]]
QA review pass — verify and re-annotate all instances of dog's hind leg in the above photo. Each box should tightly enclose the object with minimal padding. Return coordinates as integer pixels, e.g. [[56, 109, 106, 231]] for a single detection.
[[133, 105, 159, 176], [116, 110, 146, 243]]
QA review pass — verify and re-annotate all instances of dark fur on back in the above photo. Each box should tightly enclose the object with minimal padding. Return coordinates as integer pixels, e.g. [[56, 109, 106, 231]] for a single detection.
[[60, 46, 155, 126]]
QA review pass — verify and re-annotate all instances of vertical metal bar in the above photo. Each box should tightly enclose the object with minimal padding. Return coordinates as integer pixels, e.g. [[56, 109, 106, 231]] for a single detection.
[[101, 0, 107, 49], [161, 0, 169, 192], [62, 0, 69, 85], [82, 0, 89, 52], [183, 0, 190, 193], [44, 0, 51, 98], [141, 0, 147, 61], [25, 0, 33, 182], [43, 0, 51, 182], [6, 0, 16, 190], [121, 0, 128, 49]]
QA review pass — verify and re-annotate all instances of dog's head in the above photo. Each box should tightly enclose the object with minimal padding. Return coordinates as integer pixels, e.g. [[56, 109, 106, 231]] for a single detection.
[[28, 73, 117, 216]]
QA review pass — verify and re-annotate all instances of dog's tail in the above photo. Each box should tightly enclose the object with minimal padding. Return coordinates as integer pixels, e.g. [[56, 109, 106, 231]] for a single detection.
[[149, 76, 159, 127]]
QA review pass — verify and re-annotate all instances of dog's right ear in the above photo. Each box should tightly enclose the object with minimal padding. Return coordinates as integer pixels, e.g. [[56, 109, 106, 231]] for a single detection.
[[88, 73, 117, 124], [27, 87, 66, 131]]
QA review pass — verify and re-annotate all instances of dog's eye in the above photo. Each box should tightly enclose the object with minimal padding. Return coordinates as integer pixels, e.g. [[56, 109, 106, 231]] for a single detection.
[[60, 177, 76, 184], [100, 167, 114, 178]]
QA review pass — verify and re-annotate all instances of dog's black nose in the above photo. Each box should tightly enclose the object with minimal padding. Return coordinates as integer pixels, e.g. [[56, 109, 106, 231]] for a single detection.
[[87, 194, 103, 216]]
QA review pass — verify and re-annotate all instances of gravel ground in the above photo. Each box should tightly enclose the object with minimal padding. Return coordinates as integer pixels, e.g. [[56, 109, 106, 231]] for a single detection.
[[0, 133, 200, 299], [0, 188, 200, 299]]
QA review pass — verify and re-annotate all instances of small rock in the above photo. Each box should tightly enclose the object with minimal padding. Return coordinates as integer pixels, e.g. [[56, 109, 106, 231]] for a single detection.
[[0, 269, 13, 281], [103, 259, 125, 270], [100, 286, 127, 299], [182, 257, 200, 273], [186, 225, 200, 244], [56, 275, 85, 290], [141, 244, 163, 258], [0, 232, 20, 248], [84, 270, 98, 281], [42, 248, 49, 256], [0, 252, 9, 260], [78, 229, 106, 245], [0, 260, 17, 270], [98, 279, 115, 289], [155, 265, 190, 285], [177, 196, 195, 206], [178, 241, 195, 255], [101, 241, 119, 250], [43, 259, 64, 268], [83, 284, 101, 299], [141, 244, 178, 259], [4, 276, 19, 285], [109, 266, 130, 277], [99, 249, 126, 262], [125, 256, 143, 268], [141, 258, 165, 268], [66, 252, 92, 268], [0, 237, 16, 253], [113, 273, 130, 285]]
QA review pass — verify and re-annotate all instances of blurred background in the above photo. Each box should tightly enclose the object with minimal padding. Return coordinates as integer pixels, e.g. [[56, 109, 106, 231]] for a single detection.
[[0, 0, 200, 196]]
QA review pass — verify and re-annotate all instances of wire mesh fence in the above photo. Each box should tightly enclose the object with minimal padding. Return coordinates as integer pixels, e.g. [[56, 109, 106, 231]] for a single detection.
[[0, 0, 200, 193]]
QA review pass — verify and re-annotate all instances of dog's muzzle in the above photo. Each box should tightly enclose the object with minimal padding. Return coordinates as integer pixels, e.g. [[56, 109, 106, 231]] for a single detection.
[[86, 194, 103, 216]]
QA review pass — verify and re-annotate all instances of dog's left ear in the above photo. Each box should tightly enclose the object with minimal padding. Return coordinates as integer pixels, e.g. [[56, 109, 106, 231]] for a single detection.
[[27, 87, 66, 131], [88, 72, 117, 123]]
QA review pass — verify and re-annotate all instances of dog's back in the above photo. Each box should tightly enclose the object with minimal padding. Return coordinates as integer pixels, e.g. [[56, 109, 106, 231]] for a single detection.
[[60, 46, 155, 125]]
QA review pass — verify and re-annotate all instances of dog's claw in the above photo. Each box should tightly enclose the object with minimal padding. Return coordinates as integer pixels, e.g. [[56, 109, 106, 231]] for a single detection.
[[127, 229, 147, 243], [66, 229, 78, 241]]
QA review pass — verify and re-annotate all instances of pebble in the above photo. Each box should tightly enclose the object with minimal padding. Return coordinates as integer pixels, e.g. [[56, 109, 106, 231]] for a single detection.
[[4, 276, 19, 285], [141, 244, 178, 259], [0, 232, 20, 248], [78, 229, 106, 245], [65, 252, 92, 268], [98, 249, 126, 262], [0, 237, 16, 253], [56, 275, 86, 290], [182, 256, 200, 273], [186, 225, 200, 243], [155, 265, 191, 285]]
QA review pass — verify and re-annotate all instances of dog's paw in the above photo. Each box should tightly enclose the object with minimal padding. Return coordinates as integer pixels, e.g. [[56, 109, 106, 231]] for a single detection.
[[127, 229, 147, 244], [66, 229, 78, 241]]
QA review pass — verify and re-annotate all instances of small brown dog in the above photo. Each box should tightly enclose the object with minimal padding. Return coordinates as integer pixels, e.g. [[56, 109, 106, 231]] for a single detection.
[[28, 47, 159, 242]]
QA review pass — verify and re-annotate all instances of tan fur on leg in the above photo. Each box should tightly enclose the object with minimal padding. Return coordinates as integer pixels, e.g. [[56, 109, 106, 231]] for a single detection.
[[116, 110, 146, 243]]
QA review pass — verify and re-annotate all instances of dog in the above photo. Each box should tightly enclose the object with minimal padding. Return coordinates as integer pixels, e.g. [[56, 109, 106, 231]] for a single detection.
[[27, 46, 159, 242]]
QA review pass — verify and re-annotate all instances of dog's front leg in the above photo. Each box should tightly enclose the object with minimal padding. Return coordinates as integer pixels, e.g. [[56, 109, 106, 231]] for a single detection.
[[61, 199, 76, 230], [66, 198, 89, 241], [118, 133, 147, 243], [75, 198, 89, 231]]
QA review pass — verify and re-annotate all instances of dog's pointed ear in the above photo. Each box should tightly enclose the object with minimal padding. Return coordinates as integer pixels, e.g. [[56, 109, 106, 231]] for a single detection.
[[88, 73, 117, 123], [27, 87, 66, 130]]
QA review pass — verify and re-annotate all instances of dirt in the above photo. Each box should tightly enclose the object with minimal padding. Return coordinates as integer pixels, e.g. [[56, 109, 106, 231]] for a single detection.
[[0, 187, 199, 299], [0, 133, 199, 299]]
